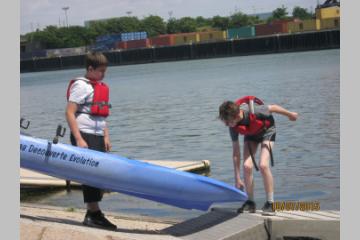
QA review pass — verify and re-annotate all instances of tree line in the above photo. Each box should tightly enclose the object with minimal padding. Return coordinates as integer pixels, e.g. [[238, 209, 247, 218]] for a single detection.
[[23, 6, 314, 49]]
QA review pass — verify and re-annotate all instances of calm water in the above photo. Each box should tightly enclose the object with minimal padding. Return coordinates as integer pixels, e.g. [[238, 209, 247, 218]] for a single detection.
[[20, 49, 340, 220]]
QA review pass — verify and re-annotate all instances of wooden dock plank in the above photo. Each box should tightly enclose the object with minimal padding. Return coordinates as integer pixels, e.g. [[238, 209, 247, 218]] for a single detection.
[[141, 160, 210, 172], [20, 168, 80, 187]]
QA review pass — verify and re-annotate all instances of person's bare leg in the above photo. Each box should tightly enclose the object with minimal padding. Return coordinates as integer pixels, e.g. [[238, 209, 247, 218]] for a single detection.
[[243, 141, 259, 201], [259, 141, 274, 197], [259, 140, 276, 215]]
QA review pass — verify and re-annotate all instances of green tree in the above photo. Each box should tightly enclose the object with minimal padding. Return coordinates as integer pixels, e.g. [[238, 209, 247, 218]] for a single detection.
[[292, 6, 313, 20], [177, 17, 197, 33], [28, 26, 63, 49], [211, 15, 230, 30], [25, 25, 95, 49], [87, 21, 108, 36], [229, 12, 262, 28], [272, 6, 288, 20], [195, 16, 212, 27], [166, 18, 179, 34], [167, 17, 203, 34], [141, 15, 166, 37], [65, 26, 94, 46], [104, 17, 141, 33]]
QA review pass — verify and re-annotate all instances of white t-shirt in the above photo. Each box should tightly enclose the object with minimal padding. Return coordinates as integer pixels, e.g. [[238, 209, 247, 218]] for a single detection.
[[68, 77, 107, 136]]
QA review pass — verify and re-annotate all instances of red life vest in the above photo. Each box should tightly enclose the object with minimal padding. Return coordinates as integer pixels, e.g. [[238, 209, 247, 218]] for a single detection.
[[234, 96, 271, 136], [66, 78, 111, 117]]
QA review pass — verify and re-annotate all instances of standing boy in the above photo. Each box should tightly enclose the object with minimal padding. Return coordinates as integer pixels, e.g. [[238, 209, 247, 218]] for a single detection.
[[218, 96, 298, 215], [65, 52, 116, 229]]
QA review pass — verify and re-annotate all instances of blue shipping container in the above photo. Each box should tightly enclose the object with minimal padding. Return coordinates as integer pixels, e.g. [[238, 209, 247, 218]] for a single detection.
[[140, 32, 147, 39], [134, 32, 140, 40]]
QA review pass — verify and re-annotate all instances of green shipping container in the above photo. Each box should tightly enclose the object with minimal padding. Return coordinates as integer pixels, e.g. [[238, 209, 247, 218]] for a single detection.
[[227, 27, 255, 39]]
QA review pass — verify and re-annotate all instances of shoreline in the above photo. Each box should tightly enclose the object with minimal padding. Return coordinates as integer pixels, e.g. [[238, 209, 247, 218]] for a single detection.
[[20, 30, 339, 73]]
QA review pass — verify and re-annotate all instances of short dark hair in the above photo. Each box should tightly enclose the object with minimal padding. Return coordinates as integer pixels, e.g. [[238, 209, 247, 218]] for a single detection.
[[218, 101, 239, 122], [85, 52, 108, 70]]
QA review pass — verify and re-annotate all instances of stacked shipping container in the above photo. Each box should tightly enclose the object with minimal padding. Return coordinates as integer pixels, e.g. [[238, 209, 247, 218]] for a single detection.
[[316, 6, 340, 19], [227, 26, 256, 39], [116, 39, 151, 50], [173, 32, 199, 45], [94, 32, 147, 51], [120, 32, 147, 41], [255, 19, 297, 36], [255, 23, 287, 36], [198, 31, 227, 42], [288, 19, 320, 33], [149, 35, 175, 47], [320, 17, 340, 30]]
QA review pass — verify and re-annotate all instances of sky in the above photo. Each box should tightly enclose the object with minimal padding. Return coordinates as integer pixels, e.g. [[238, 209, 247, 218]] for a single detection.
[[21, 0, 319, 34]]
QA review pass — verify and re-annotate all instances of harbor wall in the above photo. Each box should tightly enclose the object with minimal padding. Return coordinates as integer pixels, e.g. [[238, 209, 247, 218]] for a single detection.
[[20, 30, 339, 73]]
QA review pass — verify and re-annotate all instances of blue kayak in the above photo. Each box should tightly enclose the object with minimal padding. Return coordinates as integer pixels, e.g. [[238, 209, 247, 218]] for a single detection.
[[20, 134, 247, 211]]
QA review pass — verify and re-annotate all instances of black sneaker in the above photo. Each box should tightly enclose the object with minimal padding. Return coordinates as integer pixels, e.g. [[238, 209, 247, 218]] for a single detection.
[[261, 201, 276, 216], [83, 210, 117, 230], [237, 200, 256, 213]]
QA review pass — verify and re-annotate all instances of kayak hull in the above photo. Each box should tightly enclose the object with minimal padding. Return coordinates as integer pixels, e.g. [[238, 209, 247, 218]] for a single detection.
[[20, 134, 247, 211]]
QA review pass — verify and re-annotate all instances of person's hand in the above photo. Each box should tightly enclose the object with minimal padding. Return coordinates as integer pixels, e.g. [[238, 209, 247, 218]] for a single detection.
[[76, 138, 88, 148], [288, 112, 298, 121], [104, 136, 112, 152], [235, 179, 245, 191]]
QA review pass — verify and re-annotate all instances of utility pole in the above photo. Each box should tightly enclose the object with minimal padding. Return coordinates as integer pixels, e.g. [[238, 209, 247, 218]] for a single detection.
[[62, 6, 69, 27]]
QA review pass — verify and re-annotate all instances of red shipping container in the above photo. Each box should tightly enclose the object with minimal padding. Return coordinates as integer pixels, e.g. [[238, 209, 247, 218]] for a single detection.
[[149, 35, 175, 47], [116, 41, 128, 49], [126, 39, 150, 49], [255, 23, 288, 36]]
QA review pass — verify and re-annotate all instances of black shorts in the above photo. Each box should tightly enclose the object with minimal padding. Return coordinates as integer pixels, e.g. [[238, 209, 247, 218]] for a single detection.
[[244, 132, 276, 143], [70, 131, 105, 203]]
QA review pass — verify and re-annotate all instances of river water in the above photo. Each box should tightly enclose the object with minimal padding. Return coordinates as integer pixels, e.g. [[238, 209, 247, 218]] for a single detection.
[[21, 49, 339, 220]]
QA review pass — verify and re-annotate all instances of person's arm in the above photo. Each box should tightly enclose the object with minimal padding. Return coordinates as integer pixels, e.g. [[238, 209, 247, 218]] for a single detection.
[[104, 124, 112, 152], [268, 104, 298, 121], [65, 102, 88, 148], [232, 140, 244, 190]]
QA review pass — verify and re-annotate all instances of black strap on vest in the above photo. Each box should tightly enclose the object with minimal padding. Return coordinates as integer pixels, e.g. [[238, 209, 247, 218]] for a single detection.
[[247, 142, 259, 171], [79, 102, 112, 108], [262, 143, 274, 168], [247, 141, 274, 172], [76, 102, 112, 116]]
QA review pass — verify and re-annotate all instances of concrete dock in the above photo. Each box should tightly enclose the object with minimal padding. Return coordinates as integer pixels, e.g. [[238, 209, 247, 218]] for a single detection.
[[20, 159, 339, 239], [20, 159, 210, 188], [20, 204, 339, 240], [20, 204, 176, 240]]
